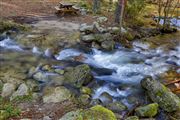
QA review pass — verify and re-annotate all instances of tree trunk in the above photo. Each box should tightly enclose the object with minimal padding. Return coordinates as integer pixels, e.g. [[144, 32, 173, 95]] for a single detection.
[[119, 0, 125, 33], [93, 0, 101, 14]]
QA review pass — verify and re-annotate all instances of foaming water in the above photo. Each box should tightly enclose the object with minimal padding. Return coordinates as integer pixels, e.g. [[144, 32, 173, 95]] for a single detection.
[[0, 37, 23, 51], [57, 41, 180, 107]]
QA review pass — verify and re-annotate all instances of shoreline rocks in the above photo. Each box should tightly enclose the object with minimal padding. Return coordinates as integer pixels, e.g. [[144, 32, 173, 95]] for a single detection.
[[141, 76, 180, 112]]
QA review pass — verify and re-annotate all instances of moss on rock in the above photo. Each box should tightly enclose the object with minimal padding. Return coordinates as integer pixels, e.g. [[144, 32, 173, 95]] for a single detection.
[[60, 105, 117, 120], [135, 103, 158, 117]]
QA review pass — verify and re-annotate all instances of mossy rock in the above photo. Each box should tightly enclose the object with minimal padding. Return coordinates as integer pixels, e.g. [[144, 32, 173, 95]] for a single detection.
[[80, 87, 92, 95], [60, 105, 117, 120], [135, 103, 158, 117], [141, 77, 180, 112], [64, 64, 92, 88], [0, 110, 9, 120]]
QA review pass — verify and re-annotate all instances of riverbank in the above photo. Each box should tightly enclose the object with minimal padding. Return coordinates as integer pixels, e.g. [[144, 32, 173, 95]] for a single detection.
[[0, 0, 180, 120]]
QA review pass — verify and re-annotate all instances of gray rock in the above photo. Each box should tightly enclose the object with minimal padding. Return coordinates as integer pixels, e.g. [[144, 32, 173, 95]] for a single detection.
[[125, 116, 139, 120], [1, 83, 16, 98], [101, 40, 115, 51], [106, 101, 127, 112], [33, 72, 49, 82], [43, 86, 72, 103], [59, 110, 81, 120], [43, 116, 52, 120], [64, 64, 92, 88], [10, 83, 29, 100], [99, 92, 113, 104], [141, 76, 180, 112], [81, 34, 96, 42], [135, 103, 159, 117], [79, 24, 94, 33], [26, 80, 40, 92]]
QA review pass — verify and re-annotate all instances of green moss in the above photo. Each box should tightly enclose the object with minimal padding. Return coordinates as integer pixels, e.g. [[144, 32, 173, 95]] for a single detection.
[[81, 105, 117, 120], [135, 103, 159, 117], [80, 87, 92, 95]]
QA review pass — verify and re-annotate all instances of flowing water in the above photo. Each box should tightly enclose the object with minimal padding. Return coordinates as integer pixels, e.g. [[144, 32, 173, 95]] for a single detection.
[[0, 34, 180, 108]]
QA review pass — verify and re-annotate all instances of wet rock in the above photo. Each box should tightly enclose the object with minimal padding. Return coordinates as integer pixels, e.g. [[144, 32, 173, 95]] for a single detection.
[[80, 87, 92, 95], [64, 64, 92, 88], [141, 76, 180, 112], [1, 83, 16, 98], [97, 16, 108, 23], [99, 92, 113, 104], [106, 101, 127, 112], [43, 86, 72, 103], [95, 33, 113, 43], [59, 105, 117, 120], [125, 116, 139, 120], [78, 94, 91, 105], [81, 34, 96, 42], [101, 40, 115, 51], [135, 103, 159, 117], [10, 83, 29, 100]]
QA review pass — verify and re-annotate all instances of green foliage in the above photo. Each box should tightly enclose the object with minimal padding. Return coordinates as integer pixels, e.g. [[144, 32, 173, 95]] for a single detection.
[[0, 99, 21, 120], [12, 95, 33, 103], [125, 0, 146, 19]]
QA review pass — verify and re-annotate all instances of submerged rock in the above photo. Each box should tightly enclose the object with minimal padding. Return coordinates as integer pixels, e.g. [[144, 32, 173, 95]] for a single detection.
[[43, 86, 72, 103], [141, 77, 180, 112], [1, 83, 16, 98], [135, 103, 159, 117], [64, 64, 92, 88], [59, 105, 117, 120]]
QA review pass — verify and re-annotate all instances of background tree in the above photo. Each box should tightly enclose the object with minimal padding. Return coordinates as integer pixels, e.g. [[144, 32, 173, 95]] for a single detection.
[[93, 0, 101, 14]]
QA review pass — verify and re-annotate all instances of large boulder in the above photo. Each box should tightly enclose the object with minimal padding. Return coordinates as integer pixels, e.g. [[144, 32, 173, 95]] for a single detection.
[[135, 103, 158, 117], [1, 83, 16, 98], [64, 64, 92, 88], [59, 105, 117, 120], [43, 86, 72, 103], [141, 77, 180, 112]]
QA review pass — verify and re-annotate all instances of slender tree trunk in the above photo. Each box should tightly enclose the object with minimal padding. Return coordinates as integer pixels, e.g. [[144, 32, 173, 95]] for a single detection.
[[119, 0, 125, 33], [93, 0, 101, 14]]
